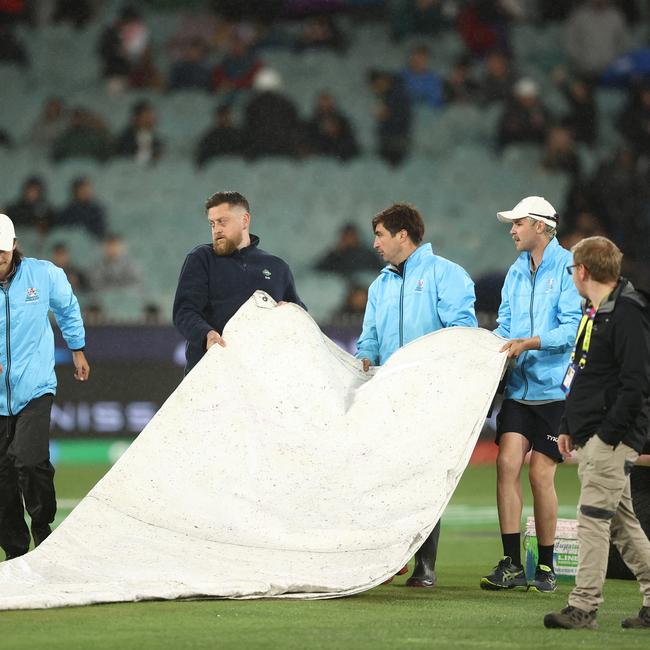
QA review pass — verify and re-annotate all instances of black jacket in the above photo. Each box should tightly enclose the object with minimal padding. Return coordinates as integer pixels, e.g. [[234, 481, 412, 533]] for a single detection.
[[195, 126, 243, 167], [377, 76, 412, 139], [560, 279, 650, 453], [115, 127, 164, 162], [173, 235, 304, 373], [58, 200, 107, 239], [243, 91, 302, 159]]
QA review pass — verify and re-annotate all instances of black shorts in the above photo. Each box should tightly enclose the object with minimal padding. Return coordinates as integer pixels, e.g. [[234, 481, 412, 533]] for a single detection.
[[495, 399, 564, 463]]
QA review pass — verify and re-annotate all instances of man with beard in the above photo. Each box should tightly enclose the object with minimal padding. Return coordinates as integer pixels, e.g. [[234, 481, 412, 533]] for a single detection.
[[173, 191, 304, 374]]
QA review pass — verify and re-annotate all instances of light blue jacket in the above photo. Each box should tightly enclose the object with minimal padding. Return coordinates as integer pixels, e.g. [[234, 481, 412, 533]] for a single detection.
[[356, 243, 477, 365], [0, 257, 85, 416], [495, 237, 581, 401]]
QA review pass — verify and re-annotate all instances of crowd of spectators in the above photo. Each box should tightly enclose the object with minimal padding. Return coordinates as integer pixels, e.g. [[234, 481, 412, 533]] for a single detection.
[[0, 173, 147, 323], [1, 0, 649, 323], [4, 1, 647, 169], [26, 97, 164, 165], [26, 84, 361, 167], [50, 234, 145, 325], [5, 175, 107, 239]]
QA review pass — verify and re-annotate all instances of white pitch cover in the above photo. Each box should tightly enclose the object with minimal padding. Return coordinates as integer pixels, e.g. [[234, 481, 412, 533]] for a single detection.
[[0, 291, 507, 610]]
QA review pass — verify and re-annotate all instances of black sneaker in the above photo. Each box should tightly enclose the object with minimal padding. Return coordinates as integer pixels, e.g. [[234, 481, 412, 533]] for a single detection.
[[480, 556, 527, 590], [622, 606, 650, 629], [544, 606, 598, 629], [529, 565, 557, 593]]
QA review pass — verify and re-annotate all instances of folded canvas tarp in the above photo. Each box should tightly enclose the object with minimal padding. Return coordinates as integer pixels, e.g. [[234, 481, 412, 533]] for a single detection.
[[0, 291, 507, 610]]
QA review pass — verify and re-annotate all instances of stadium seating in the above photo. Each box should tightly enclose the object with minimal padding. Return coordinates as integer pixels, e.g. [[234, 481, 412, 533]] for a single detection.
[[1, 6, 636, 324]]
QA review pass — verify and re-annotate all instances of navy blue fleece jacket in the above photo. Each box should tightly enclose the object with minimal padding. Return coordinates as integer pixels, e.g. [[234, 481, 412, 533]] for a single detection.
[[173, 235, 304, 372]]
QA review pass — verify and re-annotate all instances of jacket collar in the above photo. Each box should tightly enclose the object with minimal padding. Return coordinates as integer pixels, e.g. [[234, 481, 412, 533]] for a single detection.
[[383, 243, 432, 275], [592, 277, 647, 315], [515, 236, 561, 273]]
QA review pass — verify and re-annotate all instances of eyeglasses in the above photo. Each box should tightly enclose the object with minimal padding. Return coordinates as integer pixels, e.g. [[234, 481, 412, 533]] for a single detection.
[[566, 263, 588, 275]]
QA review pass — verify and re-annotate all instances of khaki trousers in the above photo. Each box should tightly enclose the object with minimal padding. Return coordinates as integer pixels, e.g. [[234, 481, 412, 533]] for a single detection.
[[569, 434, 650, 612]]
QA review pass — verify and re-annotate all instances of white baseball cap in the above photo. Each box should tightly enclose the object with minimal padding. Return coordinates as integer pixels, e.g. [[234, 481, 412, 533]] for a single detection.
[[497, 196, 559, 229], [513, 77, 539, 98], [253, 68, 283, 92], [0, 214, 16, 251]]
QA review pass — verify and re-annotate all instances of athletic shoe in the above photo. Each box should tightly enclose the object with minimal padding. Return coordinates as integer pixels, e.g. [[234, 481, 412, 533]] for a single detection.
[[405, 574, 436, 588], [529, 565, 557, 593], [544, 606, 598, 629], [480, 556, 527, 590], [622, 606, 650, 629]]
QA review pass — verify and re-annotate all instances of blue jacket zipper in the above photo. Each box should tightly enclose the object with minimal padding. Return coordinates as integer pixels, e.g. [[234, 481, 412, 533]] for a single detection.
[[2, 285, 12, 416], [521, 267, 538, 399], [399, 258, 408, 347]]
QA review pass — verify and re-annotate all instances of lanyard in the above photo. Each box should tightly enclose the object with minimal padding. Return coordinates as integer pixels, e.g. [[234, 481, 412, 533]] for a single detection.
[[570, 306, 597, 369]]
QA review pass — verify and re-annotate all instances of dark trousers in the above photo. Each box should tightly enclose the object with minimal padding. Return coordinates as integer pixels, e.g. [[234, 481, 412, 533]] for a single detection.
[[0, 394, 56, 559]]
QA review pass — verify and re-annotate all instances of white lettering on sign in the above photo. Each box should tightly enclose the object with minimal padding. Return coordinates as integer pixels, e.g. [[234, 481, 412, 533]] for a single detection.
[[94, 402, 125, 432], [51, 402, 158, 434], [126, 402, 157, 432]]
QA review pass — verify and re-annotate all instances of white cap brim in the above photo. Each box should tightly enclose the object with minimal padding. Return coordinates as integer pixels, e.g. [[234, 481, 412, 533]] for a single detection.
[[496, 210, 557, 228], [496, 210, 516, 223]]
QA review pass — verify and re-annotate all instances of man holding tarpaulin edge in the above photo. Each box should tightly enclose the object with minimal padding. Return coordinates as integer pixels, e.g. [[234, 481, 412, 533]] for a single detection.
[[173, 191, 304, 374], [480, 196, 581, 593], [544, 236, 650, 630], [356, 202, 477, 588]]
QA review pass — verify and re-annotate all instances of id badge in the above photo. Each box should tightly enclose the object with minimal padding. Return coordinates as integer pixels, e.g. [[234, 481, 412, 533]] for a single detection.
[[561, 363, 577, 395]]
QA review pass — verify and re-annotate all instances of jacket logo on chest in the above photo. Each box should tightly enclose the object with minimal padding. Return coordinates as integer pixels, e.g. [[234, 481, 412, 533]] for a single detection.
[[25, 287, 39, 302], [415, 279, 425, 292], [262, 269, 272, 280]]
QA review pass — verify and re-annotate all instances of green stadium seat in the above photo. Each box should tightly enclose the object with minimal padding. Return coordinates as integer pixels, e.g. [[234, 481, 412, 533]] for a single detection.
[[294, 271, 349, 325], [95, 287, 147, 323]]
